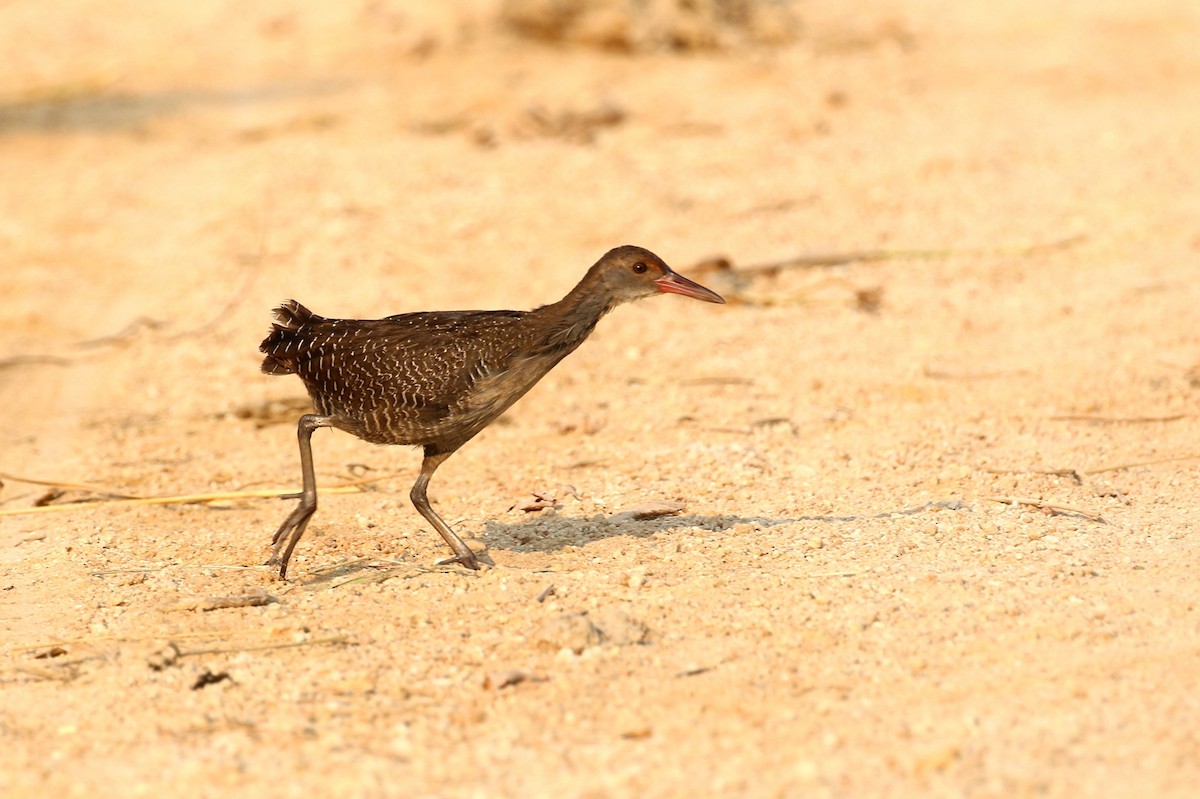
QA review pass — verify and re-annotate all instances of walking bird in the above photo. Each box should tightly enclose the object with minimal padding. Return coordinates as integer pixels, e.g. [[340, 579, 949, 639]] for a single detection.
[[259, 245, 724, 578]]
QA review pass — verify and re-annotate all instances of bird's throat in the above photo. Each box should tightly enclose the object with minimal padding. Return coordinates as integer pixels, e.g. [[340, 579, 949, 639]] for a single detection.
[[532, 278, 616, 354]]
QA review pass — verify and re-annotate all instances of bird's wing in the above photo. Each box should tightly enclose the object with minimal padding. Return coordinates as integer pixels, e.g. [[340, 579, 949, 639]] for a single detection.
[[289, 310, 533, 422]]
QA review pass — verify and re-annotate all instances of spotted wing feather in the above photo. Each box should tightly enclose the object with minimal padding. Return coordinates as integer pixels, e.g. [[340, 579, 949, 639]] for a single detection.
[[261, 304, 541, 446]]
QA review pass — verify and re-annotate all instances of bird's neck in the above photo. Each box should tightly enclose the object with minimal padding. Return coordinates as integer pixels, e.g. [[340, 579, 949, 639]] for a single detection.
[[530, 268, 616, 353]]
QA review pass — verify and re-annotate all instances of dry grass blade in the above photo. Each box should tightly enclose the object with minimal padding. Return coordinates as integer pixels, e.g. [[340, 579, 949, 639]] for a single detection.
[[1050, 414, 1189, 424], [9, 629, 240, 654], [984, 454, 1200, 480], [691, 236, 1086, 306], [982, 496, 1107, 523], [9, 633, 346, 669], [1083, 454, 1200, 475], [0, 471, 402, 517], [983, 467, 1083, 483], [175, 636, 349, 657], [0, 470, 139, 499], [923, 367, 1030, 380], [695, 234, 1087, 276], [0, 354, 73, 370]]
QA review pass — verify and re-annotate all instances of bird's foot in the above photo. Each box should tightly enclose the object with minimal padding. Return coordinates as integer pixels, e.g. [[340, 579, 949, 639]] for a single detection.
[[265, 556, 291, 581], [436, 551, 482, 571], [266, 505, 315, 580]]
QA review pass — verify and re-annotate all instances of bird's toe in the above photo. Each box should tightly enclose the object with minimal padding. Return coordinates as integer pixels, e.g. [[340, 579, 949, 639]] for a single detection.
[[436, 552, 482, 571]]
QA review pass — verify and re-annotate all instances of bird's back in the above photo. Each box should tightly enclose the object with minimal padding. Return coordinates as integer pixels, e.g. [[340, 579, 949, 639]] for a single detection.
[[260, 300, 569, 449]]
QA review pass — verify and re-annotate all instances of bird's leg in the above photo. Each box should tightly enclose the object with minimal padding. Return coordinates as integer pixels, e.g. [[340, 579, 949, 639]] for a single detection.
[[410, 449, 481, 570], [268, 414, 334, 579]]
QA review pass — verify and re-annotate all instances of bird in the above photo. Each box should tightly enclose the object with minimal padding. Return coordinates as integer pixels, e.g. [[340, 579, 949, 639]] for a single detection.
[[259, 245, 725, 578]]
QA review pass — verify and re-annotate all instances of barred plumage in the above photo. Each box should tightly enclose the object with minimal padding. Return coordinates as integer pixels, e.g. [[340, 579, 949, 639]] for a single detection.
[[260, 245, 724, 578]]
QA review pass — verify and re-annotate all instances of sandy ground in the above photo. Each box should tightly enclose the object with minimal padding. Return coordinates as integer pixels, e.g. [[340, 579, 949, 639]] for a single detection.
[[2, 1, 1200, 796]]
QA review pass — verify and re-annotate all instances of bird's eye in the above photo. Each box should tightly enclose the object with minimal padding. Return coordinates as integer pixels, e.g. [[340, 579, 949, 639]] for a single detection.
[[632, 262, 648, 274]]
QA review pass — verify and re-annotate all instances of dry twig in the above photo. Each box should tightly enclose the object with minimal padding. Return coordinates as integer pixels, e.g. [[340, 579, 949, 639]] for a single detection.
[[984, 453, 1200, 480], [692, 235, 1085, 306], [1083, 454, 1200, 475], [923, 366, 1031, 380], [982, 496, 1107, 523], [0, 470, 401, 517], [731, 234, 1087, 275], [0, 470, 139, 499], [174, 636, 348, 658], [1050, 414, 1189, 424], [0, 355, 73, 370], [983, 467, 1083, 483]]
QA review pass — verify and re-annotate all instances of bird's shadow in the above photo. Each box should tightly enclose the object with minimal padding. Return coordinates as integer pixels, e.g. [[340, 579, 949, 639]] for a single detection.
[[288, 500, 971, 586], [479, 500, 970, 556]]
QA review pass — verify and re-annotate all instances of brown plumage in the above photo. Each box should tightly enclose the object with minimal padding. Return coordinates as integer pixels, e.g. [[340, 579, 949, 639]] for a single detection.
[[260, 245, 724, 578]]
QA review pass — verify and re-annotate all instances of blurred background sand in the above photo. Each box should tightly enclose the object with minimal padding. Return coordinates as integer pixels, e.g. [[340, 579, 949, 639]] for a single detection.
[[2, 2, 1199, 796]]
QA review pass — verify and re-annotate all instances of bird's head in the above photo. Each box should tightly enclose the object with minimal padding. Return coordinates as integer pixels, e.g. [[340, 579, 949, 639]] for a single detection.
[[593, 245, 726, 306]]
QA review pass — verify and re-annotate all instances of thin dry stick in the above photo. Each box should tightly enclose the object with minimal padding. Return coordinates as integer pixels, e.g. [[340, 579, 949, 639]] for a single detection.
[[984, 467, 1081, 478], [0, 470, 140, 498], [10, 633, 346, 661], [0, 470, 402, 518], [0, 355, 72, 370], [923, 366, 1031, 380], [9, 629, 240, 654], [984, 454, 1200, 480], [1050, 414, 1189, 424], [0, 487, 359, 516], [1083, 454, 1200, 475], [736, 234, 1087, 275], [982, 496, 1107, 523], [176, 635, 348, 657], [90, 563, 260, 576], [983, 467, 1083, 484]]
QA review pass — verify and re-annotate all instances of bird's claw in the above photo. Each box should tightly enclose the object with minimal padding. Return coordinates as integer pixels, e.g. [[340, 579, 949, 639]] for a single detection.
[[436, 552, 482, 571]]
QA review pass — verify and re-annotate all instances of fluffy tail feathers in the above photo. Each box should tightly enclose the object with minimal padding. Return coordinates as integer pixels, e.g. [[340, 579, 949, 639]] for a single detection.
[[260, 300, 322, 375]]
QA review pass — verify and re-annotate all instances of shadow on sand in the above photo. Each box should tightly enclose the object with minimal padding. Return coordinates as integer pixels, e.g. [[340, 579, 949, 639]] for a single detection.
[[287, 500, 972, 587]]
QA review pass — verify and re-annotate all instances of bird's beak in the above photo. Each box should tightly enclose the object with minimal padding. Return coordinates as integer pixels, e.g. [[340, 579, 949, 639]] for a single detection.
[[655, 270, 726, 304]]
